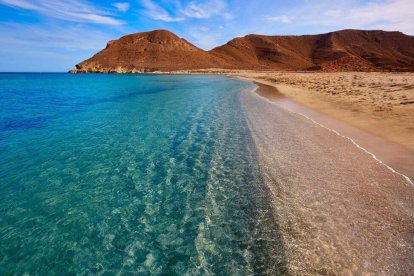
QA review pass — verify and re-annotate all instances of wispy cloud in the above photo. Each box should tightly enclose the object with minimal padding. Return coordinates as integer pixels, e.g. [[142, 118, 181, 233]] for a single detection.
[[324, 10, 341, 17], [180, 0, 227, 19], [0, 21, 117, 71], [344, 0, 414, 32], [0, 22, 114, 50], [112, 2, 130, 12], [265, 0, 414, 34], [140, 0, 231, 22], [0, 0, 123, 25], [140, 0, 184, 22], [266, 15, 293, 24], [187, 26, 222, 49]]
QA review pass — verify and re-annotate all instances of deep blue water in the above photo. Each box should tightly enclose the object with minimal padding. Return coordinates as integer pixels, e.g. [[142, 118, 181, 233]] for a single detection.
[[0, 73, 285, 275]]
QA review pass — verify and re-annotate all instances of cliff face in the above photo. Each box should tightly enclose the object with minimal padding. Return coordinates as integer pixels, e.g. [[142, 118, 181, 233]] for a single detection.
[[71, 29, 414, 73]]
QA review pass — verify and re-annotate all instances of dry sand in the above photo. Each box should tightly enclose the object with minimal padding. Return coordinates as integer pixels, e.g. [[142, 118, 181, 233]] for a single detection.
[[234, 71, 414, 151]]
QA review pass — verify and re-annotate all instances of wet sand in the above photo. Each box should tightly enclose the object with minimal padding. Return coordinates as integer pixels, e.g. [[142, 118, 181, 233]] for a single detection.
[[253, 82, 414, 181], [241, 85, 414, 275], [240, 85, 414, 274]]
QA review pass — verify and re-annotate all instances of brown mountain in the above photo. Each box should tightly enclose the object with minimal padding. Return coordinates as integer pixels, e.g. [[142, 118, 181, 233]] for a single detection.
[[211, 29, 414, 71], [71, 30, 226, 73], [71, 29, 414, 73]]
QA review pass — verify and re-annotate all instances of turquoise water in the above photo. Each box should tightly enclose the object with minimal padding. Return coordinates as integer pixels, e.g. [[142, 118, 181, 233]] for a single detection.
[[0, 74, 285, 275]]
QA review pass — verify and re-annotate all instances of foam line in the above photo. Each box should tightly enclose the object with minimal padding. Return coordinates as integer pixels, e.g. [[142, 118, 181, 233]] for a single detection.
[[248, 85, 413, 186]]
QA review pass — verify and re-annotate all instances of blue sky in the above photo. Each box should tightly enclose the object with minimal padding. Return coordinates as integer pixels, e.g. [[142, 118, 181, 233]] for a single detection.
[[0, 0, 413, 71]]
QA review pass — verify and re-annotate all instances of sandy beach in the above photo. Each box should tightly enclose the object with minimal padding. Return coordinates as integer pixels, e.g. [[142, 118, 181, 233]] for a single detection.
[[173, 70, 414, 179], [235, 71, 414, 151], [239, 71, 414, 182], [251, 81, 414, 182], [240, 85, 414, 274]]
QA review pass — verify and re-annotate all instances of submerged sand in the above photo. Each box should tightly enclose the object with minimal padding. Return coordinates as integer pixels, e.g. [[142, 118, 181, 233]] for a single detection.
[[240, 85, 414, 274]]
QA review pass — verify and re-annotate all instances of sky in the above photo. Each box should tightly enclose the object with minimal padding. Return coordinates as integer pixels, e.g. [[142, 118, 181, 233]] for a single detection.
[[0, 0, 413, 71]]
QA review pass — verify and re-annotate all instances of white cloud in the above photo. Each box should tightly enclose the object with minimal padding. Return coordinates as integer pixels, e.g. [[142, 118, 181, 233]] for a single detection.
[[140, 0, 184, 22], [112, 2, 130, 12], [180, 0, 227, 19], [0, 22, 117, 71], [266, 15, 293, 24], [188, 27, 222, 49], [265, 0, 414, 35], [0, 0, 123, 25], [324, 10, 341, 17], [140, 0, 231, 22], [0, 22, 114, 50], [345, 0, 414, 31], [222, 12, 233, 20]]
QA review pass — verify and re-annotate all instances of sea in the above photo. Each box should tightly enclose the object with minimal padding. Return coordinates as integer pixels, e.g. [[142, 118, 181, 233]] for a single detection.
[[0, 73, 285, 275]]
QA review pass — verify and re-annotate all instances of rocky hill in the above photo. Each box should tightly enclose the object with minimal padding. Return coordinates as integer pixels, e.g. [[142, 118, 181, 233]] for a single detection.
[[71, 29, 414, 73]]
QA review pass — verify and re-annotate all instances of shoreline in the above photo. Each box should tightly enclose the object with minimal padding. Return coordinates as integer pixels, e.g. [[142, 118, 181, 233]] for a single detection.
[[231, 71, 414, 151], [110, 69, 414, 156], [249, 81, 414, 182], [66, 70, 414, 180], [240, 85, 414, 274]]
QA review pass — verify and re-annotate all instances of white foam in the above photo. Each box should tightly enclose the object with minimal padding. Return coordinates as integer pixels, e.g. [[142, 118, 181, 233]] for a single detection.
[[248, 85, 413, 186]]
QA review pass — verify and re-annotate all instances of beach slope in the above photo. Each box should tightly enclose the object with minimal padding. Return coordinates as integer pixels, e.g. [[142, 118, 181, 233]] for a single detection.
[[240, 85, 414, 274]]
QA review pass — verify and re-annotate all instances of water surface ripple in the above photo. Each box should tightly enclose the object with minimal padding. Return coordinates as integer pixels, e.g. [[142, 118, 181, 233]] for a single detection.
[[0, 74, 285, 275]]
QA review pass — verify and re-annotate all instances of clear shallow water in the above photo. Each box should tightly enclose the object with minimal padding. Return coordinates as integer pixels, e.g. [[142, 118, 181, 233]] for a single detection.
[[0, 73, 285, 275]]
